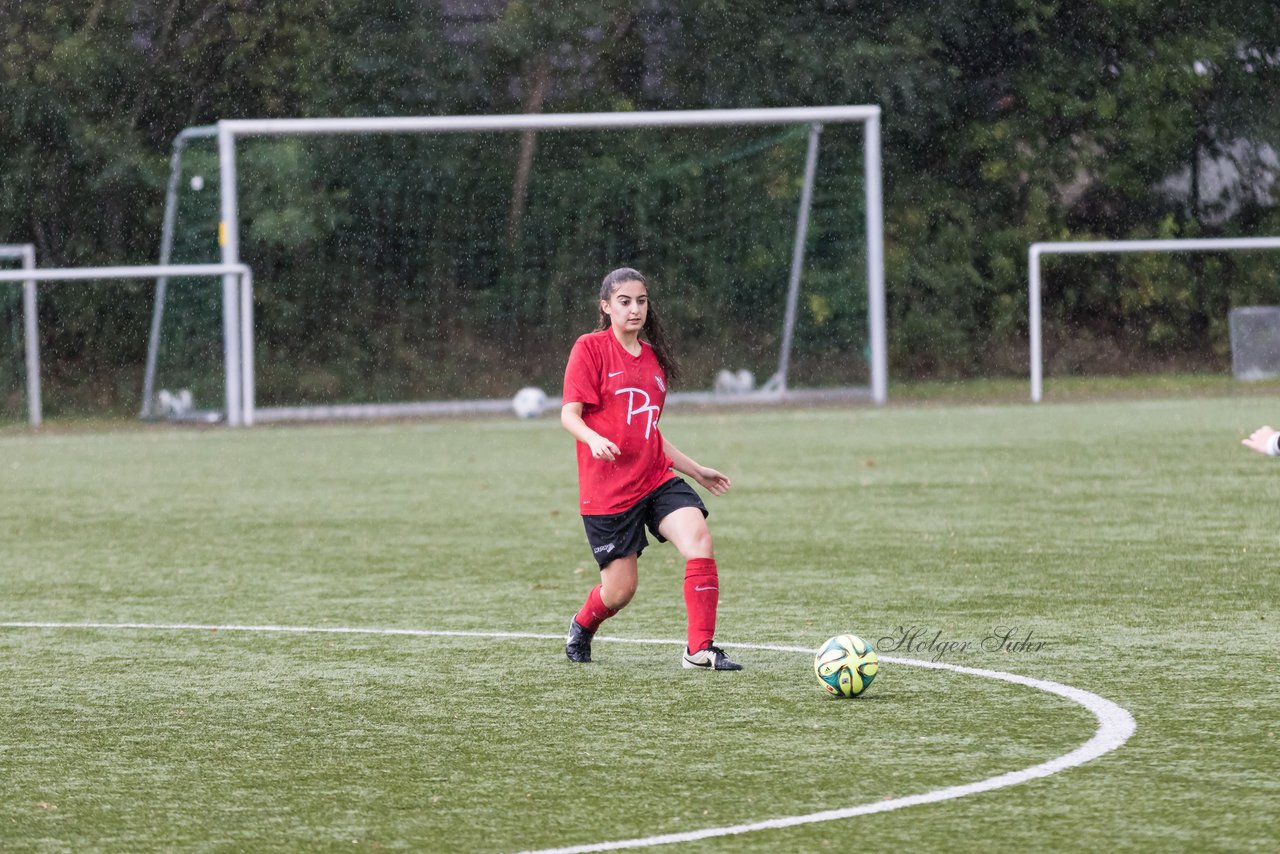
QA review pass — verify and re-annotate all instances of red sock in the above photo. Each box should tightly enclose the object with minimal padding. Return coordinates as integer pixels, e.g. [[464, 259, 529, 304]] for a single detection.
[[574, 584, 618, 633], [683, 558, 719, 653]]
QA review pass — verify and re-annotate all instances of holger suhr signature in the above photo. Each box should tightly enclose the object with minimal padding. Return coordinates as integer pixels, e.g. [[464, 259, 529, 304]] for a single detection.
[[876, 625, 1047, 661]]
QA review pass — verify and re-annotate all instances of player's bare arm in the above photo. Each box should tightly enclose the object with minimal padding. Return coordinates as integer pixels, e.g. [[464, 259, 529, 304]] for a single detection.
[[663, 436, 731, 496], [1242, 424, 1280, 456], [561, 401, 620, 461]]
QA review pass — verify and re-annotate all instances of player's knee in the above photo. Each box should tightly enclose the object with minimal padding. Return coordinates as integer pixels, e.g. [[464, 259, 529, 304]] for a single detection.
[[601, 579, 636, 609], [680, 528, 713, 560]]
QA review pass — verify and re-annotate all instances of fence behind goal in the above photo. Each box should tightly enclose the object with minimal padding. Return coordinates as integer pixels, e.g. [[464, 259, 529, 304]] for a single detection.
[[148, 107, 886, 423]]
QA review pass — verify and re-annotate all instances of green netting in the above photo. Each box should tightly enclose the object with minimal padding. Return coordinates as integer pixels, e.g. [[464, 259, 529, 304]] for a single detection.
[[151, 141, 225, 412], [157, 124, 869, 408]]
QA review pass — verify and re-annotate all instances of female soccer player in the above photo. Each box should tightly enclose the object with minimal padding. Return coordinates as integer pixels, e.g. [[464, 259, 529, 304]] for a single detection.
[[560, 267, 742, 671]]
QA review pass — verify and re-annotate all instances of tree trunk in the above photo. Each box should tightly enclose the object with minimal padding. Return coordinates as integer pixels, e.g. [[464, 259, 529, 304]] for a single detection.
[[506, 55, 552, 253]]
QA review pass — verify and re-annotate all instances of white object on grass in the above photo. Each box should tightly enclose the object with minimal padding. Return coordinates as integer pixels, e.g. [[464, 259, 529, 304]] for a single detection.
[[512, 386, 548, 419]]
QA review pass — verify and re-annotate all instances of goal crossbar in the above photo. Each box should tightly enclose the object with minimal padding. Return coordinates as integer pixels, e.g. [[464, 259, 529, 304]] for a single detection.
[[0, 263, 254, 426], [217, 105, 881, 137], [1029, 237, 1280, 401], [186, 105, 887, 425]]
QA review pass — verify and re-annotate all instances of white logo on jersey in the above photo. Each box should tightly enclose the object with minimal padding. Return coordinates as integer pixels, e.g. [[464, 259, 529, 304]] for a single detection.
[[615, 387, 660, 439], [608, 370, 623, 378], [655, 375, 665, 392]]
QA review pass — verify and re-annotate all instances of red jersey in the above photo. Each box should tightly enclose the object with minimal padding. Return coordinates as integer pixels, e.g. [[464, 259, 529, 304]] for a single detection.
[[562, 329, 676, 515]]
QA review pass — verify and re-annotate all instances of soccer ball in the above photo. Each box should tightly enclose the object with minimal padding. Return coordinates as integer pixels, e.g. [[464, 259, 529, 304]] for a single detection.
[[814, 634, 879, 697], [511, 386, 548, 419], [713, 368, 755, 394], [156, 388, 194, 417]]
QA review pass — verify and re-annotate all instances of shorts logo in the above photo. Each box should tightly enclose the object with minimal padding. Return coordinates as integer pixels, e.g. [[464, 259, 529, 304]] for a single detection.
[[593, 543, 616, 554], [615, 387, 660, 439]]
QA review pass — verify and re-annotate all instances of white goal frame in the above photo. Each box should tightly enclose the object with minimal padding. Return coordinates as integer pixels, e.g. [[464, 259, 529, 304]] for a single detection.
[[0, 264, 254, 426], [0, 244, 38, 426], [186, 106, 887, 425], [1029, 237, 1280, 401]]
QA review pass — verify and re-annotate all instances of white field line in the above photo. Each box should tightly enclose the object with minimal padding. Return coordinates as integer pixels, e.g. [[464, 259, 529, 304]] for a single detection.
[[0, 622, 1136, 852]]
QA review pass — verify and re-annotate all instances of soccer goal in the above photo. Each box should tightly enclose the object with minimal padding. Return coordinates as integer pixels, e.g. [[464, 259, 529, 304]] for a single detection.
[[1028, 237, 1280, 401], [146, 106, 887, 426], [0, 264, 254, 426], [0, 244, 38, 426]]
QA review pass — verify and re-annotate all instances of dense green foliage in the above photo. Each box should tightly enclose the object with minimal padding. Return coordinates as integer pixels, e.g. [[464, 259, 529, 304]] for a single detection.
[[1, 1, 1278, 413], [1, 398, 1277, 848]]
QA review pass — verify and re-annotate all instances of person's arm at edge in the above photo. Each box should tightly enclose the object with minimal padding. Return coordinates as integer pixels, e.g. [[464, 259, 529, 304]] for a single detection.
[[1242, 425, 1280, 456]]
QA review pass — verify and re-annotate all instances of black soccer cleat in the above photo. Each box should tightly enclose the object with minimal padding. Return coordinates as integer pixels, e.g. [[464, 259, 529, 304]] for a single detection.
[[681, 643, 743, 671], [566, 618, 595, 663]]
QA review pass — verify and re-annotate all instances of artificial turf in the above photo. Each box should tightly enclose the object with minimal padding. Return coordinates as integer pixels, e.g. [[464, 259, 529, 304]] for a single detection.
[[1, 395, 1276, 851]]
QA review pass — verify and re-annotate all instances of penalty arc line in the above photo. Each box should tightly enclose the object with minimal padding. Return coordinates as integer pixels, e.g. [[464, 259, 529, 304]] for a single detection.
[[525, 642, 1137, 853], [0, 622, 1136, 853]]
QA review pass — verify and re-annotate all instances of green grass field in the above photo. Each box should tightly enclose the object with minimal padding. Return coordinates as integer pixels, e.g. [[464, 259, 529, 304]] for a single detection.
[[2, 395, 1277, 852]]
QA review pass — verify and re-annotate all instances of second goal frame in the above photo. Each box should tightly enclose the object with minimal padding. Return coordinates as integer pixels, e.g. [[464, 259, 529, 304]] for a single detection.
[[1029, 237, 1280, 401], [0, 264, 254, 426], [0, 244, 38, 426]]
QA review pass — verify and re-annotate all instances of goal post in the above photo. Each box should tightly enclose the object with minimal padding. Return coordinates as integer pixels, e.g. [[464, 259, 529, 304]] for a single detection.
[[1029, 237, 1280, 402], [173, 106, 886, 424], [0, 264, 254, 426], [0, 244, 38, 426]]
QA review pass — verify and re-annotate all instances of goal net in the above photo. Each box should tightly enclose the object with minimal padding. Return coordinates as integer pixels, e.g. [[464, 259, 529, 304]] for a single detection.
[[143, 132, 227, 419], [148, 109, 884, 422], [1229, 306, 1280, 380]]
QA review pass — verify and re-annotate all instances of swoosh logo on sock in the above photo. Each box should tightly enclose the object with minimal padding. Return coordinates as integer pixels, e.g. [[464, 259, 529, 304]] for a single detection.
[[694, 585, 718, 592]]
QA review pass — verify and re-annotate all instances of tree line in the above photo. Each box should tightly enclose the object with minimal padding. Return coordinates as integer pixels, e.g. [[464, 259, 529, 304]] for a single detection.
[[1, 0, 1277, 415]]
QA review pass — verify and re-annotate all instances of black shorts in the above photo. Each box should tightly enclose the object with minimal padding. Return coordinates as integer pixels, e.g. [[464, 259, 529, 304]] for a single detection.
[[582, 477, 708, 568]]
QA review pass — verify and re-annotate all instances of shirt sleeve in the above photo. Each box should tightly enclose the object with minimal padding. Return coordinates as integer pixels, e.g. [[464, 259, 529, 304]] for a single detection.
[[562, 336, 601, 407]]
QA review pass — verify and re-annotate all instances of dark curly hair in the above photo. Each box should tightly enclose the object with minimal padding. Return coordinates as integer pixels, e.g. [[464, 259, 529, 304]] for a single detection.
[[596, 267, 681, 385]]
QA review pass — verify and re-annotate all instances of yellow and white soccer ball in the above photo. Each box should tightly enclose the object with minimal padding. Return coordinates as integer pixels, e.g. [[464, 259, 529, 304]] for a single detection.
[[814, 633, 879, 697]]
